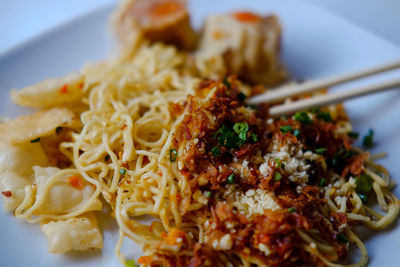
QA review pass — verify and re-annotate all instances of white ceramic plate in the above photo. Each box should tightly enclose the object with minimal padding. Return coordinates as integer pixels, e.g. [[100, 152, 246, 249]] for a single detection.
[[1, 1, 400, 266]]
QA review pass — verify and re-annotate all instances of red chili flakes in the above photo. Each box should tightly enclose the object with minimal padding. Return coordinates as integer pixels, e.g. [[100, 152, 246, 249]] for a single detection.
[[1, 191, 12, 197], [77, 82, 84, 90], [60, 84, 68, 94], [68, 175, 84, 190]]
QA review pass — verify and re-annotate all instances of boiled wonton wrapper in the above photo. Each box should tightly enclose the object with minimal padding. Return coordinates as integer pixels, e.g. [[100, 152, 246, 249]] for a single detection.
[[0, 171, 30, 211], [11, 72, 85, 109], [40, 212, 103, 254], [32, 166, 102, 215], [0, 107, 79, 145], [0, 141, 49, 210], [0, 141, 49, 175]]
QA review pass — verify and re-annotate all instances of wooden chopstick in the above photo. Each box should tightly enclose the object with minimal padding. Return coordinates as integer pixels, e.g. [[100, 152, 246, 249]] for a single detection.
[[248, 60, 400, 105], [269, 77, 400, 117]]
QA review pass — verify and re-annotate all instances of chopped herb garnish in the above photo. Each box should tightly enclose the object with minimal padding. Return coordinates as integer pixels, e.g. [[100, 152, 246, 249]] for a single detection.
[[311, 107, 321, 113], [238, 131, 246, 141], [337, 234, 348, 243], [294, 111, 313, 125], [356, 174, 373, 194], [293, 129, 301, 137], [250, 133, 258, 142], [215, 123, 252, 148], [218, 130, 241, 148], [169, 148, 178, 162], [247, 104, 257, 109], [216, 124, 230, 136], [211, 146, 221, 156], [274, 172, 282, 181], [275, 158, 282, 168], [227, 174, 236, 184], [363, 129, 374, 147], [119, 168, 127, 175], [233, 122, 249, 135], [311, 108, 332, 122], [280, 125, 293, 134], [238, 92, 247, 102], [331, 149, 356, 168], [347, 131, 359, 139], [204, 191, 212, 198], [125, 259, 136, 267], [216, 125, 242, 148], [319, 178, 327, 187], [317, 111, 332, 122], [288, 207, 296, 213], [222, 77, 231, 88], [338, 149, 351, 159], [358, 193, 368, 204], [280, 115, 287, 121], [56, 126, 63, 134], [30, 137, 40, 143], [315, 148, 327, 155]]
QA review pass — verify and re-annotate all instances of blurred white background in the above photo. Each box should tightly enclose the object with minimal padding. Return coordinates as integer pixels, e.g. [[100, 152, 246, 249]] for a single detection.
[[0, 0, 399, 54]]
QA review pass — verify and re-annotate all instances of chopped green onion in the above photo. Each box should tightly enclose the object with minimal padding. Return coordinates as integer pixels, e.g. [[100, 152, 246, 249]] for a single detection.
[[30, 137, 40, 143], [247, 104, 257, 109], [347, 131, 359, 139], [356, 174, 373, 194], [222, 77, 231, 88], [280, 125, 293, 134], [119, 168, 127, 175], [358, 193, 368, 204], [275, 158, 282, 168], [233, 122, 249, 142], [169, 148, 178, 162], [280, 115, 287, 121], [338, 148, 351, 159], [238, 131, 247, 142], [311, 107, 321, 113], [332, 157, 339, 166], [227, 174, 235, 184], [211, 146, 221, 156], [337, 234, 348, 243], [293, 129, 301, 137], [216, 124, 229, 136], [288, 207, 296, 213], [315, 148, 327, 155], [250, 133, 258, 142], [125, 259, 136, 267], [233, 122, 249, 135], [363, 129, 374, 147], [319, 178, 327, 187], [204, 191, 212, 198], [216, 125, 242, 149], [238, 92, 247, 102], [311, 107, 332, 122], [218, 131, 241, 148], [317, 111, 332, 122], [294, 111, 313, 125], [274, 172, 282, 181]]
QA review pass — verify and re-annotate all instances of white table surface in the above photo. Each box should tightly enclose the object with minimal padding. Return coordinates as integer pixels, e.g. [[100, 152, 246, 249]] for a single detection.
[[0, 0, 399, 55]]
